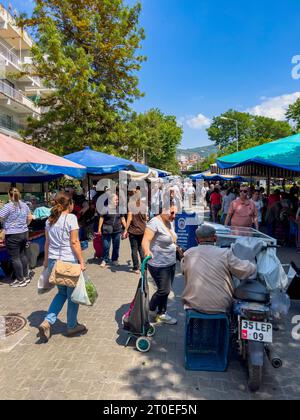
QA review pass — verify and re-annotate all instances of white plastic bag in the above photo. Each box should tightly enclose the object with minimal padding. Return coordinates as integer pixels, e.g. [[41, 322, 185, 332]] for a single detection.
[[71, 272, 92, 306], [257, 248, 288, 291], [270, 290, 291, 320], [37, 268, 55, 295]]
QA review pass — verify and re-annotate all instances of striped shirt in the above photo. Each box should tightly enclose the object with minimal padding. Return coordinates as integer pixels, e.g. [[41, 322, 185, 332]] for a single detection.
[[0, 201, 30, 235]]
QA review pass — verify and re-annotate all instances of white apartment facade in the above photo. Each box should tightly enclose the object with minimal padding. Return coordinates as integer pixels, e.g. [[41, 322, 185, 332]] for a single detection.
[[0, 3, 42, 138]]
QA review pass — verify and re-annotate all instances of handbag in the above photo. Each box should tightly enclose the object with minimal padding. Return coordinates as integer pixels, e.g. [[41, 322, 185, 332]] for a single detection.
[[49, 215, 81, 288]]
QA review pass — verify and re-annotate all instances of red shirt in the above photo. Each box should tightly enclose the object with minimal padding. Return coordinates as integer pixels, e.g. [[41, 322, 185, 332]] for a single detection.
[[210, 192, 222, 206]]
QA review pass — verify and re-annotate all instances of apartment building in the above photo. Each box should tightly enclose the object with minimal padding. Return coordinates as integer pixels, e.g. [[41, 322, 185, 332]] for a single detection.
[[0, 3, 41, 138]]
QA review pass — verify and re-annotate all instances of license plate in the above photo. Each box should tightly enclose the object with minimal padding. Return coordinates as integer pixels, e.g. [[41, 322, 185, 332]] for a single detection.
[[241, 320, 273, 343]]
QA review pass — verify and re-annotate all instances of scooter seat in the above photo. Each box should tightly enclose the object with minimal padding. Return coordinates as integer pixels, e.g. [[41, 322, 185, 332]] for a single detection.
[[234, 279, 270, 303]]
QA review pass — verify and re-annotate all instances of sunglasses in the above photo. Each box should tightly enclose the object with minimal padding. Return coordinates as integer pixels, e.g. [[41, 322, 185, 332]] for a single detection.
[[240, 190, 248, 193]]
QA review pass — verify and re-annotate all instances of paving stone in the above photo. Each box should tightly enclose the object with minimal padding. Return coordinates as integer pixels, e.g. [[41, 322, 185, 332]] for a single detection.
[[0, 242, 300, 400]]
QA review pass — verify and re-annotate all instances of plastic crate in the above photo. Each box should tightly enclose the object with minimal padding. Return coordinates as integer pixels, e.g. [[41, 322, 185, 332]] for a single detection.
[[185, 310, 230, 372]]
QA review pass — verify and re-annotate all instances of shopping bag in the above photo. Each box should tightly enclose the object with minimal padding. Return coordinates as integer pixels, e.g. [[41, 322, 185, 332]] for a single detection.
[[37, 268, 55, 295], [257, 248, 289, 291], [71, 272, 98, 306]]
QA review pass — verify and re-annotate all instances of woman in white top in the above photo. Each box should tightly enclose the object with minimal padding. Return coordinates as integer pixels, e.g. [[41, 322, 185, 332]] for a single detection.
[[142, 204, 178, 325], [38, 192, 86, 343]]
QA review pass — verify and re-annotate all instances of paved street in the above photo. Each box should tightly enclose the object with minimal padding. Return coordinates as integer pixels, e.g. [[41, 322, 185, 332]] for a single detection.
[[0, 241, 300, 400]]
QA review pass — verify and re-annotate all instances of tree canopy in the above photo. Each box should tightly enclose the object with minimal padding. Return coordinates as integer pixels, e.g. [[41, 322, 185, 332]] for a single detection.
[[124, 109, 183, 173], [286, 98, 300, 132], [207, 110, 293, 155], [20, 0, 146, 155]]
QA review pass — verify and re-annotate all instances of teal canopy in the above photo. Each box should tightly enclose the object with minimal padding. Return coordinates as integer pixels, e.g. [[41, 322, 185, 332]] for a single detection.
[[217, 134, 300, 173]]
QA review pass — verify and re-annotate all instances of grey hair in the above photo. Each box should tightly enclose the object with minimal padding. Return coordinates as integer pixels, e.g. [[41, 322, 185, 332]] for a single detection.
[[196, 224, 216, 239]]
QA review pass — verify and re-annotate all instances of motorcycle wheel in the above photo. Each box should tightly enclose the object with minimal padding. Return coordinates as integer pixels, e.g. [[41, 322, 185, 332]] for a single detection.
[[248, 363, 263, 392]]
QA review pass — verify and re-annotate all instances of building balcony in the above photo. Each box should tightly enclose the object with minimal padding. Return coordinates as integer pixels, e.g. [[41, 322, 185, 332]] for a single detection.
[[0, 79, 41, 114], [0, 5, 33, 50], [0, 41, 41, 87], [0, 112, 25, 137]]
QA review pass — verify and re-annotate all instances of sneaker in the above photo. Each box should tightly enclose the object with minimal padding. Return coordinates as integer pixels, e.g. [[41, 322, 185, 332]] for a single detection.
[[155, 313, 178, 325], [66, 324, 88, 337], [24, 277, 31, 285], [100, 261, 107, 268], [112, 261, 119, 267], [10, 280, 27, 288]]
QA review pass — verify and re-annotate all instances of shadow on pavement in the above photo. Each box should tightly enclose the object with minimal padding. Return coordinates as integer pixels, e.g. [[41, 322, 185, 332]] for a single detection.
[[27, 310, 67, 345]]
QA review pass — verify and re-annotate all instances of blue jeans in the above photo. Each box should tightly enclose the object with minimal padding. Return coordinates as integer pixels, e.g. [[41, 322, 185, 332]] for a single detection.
[[45, 259, 79, 329], [102, 233, 121, 263]]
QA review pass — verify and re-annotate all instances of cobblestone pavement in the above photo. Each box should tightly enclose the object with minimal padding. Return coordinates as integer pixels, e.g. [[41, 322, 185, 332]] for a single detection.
[[0, 242, 300, 400]]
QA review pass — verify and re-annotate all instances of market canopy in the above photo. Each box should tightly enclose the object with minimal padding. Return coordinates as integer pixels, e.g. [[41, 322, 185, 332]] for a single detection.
[[0, 134, 86, 183], [64, 146, 149, 175], [190, 171, 246, 182], [217, 134, 300, 177], [151, 168, 171, 178]]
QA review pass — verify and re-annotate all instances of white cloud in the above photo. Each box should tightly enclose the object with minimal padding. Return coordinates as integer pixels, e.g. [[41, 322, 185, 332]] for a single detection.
[[247, 92, 300, 120], [186, 113, 211, 129]]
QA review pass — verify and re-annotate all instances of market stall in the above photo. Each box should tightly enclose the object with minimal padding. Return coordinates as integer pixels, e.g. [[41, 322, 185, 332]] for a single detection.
[[0, 134, 87, 275], [190, 171, 247, 182], [216, 133, 300, 193]]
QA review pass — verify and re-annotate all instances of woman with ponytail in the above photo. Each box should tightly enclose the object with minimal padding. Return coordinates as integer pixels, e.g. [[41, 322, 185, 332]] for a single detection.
[[0, 188, 32, 288], [38, 192, 87, 342]]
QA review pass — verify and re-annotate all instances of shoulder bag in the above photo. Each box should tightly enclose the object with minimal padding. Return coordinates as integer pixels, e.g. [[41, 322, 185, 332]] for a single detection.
[[158, 216, 184, 261], [49, 215, 81, 288]]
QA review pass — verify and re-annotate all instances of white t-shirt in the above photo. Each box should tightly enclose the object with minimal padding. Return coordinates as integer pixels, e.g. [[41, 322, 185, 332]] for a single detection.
[[187, 186, 195, 195], [46, 214, 79, 262], [147, 217, 177, 268], [252, 199, 264, 223]]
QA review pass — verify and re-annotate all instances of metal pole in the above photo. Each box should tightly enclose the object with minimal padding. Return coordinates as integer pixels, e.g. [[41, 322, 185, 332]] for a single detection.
[[87, 174, 91, 202], [236, 121, 239, 152]]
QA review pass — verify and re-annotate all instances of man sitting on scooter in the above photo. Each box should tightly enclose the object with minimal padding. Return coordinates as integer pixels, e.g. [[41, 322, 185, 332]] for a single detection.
[[181, 225, 256, 314]]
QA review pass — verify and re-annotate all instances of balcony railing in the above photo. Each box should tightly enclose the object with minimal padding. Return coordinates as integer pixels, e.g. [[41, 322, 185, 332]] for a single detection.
[[0, 113, 25, 132], [0, 42, 41, 87], [0, 79, 40, 113], [0, 5, 33, 48], [0, 41, 20, 67]]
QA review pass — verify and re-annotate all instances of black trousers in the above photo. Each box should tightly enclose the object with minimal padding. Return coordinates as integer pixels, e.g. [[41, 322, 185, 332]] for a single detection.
[[5, 232, 29, 282], [129, 234, 144, 270], [149, 264, 176, 315]]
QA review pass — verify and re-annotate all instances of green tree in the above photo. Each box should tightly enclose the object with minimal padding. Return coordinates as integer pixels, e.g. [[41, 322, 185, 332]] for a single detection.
[[125, 109, 183, 173], [207, 110, 293, 154], [19, 0, 145, 155], [286, 98, 300, 132]]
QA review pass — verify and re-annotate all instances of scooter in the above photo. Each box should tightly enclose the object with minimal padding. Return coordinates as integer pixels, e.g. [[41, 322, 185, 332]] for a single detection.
[[232, 244, 283, 392]]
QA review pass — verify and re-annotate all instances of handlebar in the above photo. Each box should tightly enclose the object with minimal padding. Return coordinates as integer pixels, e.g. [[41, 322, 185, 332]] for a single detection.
[[141, 256, 152, 276]]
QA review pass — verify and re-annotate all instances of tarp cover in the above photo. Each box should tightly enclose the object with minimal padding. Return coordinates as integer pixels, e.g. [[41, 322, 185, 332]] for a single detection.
[[217, 134, 300, 172], [64, 147, 149, 175], [0, 134, 86, 183]]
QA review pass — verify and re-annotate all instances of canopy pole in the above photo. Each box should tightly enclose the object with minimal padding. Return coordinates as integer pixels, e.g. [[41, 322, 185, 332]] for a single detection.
[[267, 168, 271, 196], [88, 174, 91, 202]]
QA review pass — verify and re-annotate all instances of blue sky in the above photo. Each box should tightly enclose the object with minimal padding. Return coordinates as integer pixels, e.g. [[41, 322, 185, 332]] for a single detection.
[[7, 0, 300, 149]]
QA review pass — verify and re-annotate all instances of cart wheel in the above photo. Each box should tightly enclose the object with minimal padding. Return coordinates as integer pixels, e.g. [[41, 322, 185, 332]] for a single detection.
[[136, 337, 151, 353], [147, 325, 156, 337]]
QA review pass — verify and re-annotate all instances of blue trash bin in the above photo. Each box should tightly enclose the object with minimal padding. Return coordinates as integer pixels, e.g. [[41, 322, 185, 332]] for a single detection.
[[185, 310, 230, 372]]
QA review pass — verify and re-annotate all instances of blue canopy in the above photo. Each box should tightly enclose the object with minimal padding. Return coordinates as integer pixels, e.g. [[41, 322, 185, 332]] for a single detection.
[[151, 168, 171, 178], [64, 147, 149, 175], [190, 171, 246, 182], [217, 134, 300, 172], [0, 134, 86, 183]]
